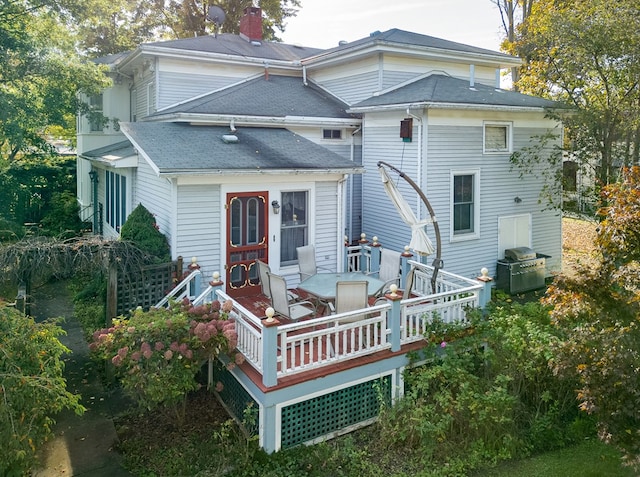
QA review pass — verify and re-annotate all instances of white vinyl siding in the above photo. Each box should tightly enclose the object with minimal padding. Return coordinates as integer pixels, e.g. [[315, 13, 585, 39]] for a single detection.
[[175, 184, 222, 277], [360, 116, 421, 250], [157, 72, 244, 109], [314, 181, 340, 273], [318, 71, 381, 104], [361, 113, 562, 280], [134, 158, 172, 244]]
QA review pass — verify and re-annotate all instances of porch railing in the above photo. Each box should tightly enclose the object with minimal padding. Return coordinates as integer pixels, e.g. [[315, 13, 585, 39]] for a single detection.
[[211, 260, 483, 388]]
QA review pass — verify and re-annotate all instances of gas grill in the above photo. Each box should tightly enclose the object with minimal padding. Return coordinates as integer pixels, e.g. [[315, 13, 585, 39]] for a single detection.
[[496, 247, 548, 294]]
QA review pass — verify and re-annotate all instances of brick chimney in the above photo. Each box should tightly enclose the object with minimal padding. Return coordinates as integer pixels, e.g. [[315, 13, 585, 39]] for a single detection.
[[239, 7, 262, 42]]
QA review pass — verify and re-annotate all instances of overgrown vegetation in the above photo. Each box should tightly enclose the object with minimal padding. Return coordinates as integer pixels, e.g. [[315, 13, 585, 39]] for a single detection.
[[544, 166, 640, 469], [0, 155, 85, 240], [111, 298, 621, 477], [90, 299, 239, 423], [0, 305, 84, 476]]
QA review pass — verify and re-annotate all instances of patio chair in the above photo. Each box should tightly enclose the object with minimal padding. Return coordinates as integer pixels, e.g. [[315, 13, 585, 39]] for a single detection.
[[328, 280, 372, 354], [255, 259, 298, 302], [267, 272, 316, 321], [332, 280, 369, 321], [368, 249, 401, 297], [373, 266, 416, 305], [296, 244, 331, 282]]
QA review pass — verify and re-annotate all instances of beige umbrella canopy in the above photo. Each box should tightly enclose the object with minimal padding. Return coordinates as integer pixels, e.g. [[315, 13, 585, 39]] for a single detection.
[[378, 161, 443, 292], [379, 166, 434, 256]]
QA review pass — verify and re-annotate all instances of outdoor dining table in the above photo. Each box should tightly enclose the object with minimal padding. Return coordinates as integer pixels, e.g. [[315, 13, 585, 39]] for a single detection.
[[298, 271, 386, 302]]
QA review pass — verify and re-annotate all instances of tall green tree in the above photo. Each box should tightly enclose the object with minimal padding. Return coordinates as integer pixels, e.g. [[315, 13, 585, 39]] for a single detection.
[[512, 0, 640, 189], [0, 0, 111, 161]]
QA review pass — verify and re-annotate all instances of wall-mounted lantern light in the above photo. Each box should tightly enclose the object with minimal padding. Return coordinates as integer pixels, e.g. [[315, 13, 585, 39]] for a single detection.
[[271, 200, 280, 214]]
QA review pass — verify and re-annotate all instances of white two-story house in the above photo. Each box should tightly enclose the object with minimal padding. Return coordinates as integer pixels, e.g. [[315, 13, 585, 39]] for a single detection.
[[77, 6, 563, 297]]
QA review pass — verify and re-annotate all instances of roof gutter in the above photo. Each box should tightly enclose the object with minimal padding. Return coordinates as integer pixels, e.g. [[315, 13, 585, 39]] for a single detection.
[[159, 168, 365, 177], [347, 102, 560, 114], [144, 113, 362, 128], [118, 45, 300, 72], [303, 42, 521, 69]]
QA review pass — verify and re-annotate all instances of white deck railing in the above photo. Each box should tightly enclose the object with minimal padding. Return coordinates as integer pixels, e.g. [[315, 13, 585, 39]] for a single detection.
[[212, 260, 483, 388]]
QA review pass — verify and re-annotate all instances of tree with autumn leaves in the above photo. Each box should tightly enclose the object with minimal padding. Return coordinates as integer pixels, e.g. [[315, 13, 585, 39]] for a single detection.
[[545, 166, 640, 469]]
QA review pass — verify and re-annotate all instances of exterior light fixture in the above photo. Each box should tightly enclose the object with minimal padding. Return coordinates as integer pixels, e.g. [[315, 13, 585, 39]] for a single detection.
[[271, 200, 280, 214]]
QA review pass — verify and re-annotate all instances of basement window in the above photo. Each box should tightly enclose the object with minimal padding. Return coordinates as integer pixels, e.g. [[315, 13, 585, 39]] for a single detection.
[[322, 129, 342, 140]]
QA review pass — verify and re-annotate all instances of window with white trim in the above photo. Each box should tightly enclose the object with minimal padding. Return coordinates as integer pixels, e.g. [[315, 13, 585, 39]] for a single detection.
[[322, 129, 342, 140], [105, 170, 127, 232], [89, 94, 103, 132], [280, 191, 308, 265], [451, 171, 480, 239], [483, 122, 512, 153]]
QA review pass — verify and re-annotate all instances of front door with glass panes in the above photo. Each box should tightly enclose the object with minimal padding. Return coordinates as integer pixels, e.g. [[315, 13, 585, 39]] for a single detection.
[[225, 192, 268, 297]]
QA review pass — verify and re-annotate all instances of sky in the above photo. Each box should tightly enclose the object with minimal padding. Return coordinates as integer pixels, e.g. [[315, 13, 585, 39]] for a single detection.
[[280, 0, 506, 53]]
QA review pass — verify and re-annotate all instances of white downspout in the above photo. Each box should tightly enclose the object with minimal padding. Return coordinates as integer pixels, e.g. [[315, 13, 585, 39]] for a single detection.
[[349, 126, 362, 242], [337, 174, 348, 271], [406, 108, 424, 222]]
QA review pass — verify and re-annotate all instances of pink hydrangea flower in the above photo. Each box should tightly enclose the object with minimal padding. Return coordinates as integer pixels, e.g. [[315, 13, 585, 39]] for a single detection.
[[440, 341, 447, 348], [111, 355, 123, 367], [155, 341, 165, 351], [164, 350, 173, 360]]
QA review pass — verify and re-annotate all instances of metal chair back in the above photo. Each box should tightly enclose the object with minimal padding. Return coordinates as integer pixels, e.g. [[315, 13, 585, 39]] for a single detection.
[[296, 244, 318, 281]]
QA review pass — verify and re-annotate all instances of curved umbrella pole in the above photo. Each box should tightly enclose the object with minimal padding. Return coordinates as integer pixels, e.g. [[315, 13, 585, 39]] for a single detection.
[[378, 161, 443, 293]]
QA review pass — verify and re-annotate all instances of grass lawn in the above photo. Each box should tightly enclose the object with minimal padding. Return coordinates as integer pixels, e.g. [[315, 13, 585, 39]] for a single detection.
[[476, 439, 635, 477]]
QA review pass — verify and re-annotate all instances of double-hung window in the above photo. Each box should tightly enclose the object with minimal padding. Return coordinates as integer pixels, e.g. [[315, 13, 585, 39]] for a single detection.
[[483, 122, 512, 154], [451, 171, 480, 240], [88, 94, 103, 132], [280, 191, 308, 265], [105, 170, 127, 232]]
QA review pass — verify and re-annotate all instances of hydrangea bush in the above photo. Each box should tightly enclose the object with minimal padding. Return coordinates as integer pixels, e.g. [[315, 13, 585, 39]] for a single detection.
[[90, 299, 240, 421]]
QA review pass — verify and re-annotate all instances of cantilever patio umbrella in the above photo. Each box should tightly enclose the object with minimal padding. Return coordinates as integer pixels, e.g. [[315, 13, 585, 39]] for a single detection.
[[378, 161, 443, 292]]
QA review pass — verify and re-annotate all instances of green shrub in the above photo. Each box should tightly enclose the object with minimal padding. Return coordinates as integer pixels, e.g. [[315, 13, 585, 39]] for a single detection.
[[376, 301, 585, 475], [0, 305, 84, 476], [119, 204, 170, 262], [90, 299, 238, 423], [40, 191, 84, 238]]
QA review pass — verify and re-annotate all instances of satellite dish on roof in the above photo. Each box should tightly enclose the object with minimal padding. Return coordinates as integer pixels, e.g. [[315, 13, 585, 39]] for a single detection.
[[207, 6, 226, 26]]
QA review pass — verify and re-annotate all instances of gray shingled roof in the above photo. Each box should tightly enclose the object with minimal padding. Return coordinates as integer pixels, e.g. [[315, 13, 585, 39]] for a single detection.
[[311, 29, 517, 62], [80, 140, 136, 160], [154, 75, 356, 119], [118, 122, 362, 174], [351, 74, 563, 110], [143, 33, 323, 62]]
